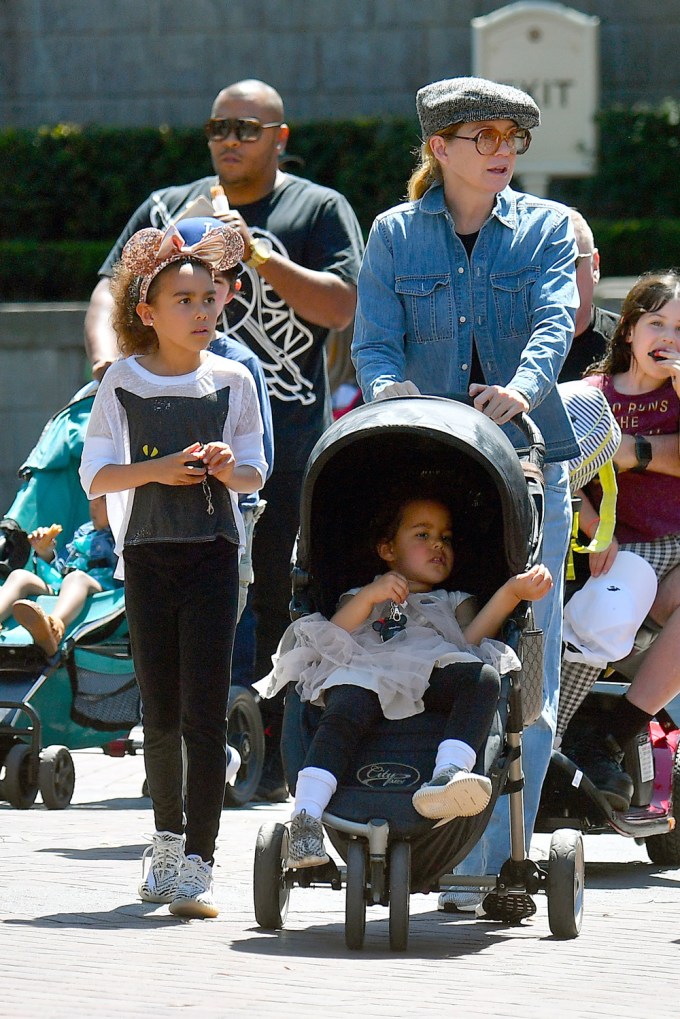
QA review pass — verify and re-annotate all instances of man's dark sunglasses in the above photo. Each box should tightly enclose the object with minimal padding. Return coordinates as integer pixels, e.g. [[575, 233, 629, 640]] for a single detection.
[[204, 117, 282, 142]]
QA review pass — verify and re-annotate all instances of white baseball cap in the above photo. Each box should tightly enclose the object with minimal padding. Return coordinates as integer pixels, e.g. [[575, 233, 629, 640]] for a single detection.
[[563, 551, 657, 668]]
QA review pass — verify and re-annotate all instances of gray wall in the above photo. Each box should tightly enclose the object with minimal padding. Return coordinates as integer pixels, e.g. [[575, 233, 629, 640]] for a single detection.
[[1, 0, 678, 128], [0, 303, 89, 513]]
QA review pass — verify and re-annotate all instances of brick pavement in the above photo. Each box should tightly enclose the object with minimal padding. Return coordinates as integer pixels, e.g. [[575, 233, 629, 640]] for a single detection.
[[2, 749, 679, 1019]]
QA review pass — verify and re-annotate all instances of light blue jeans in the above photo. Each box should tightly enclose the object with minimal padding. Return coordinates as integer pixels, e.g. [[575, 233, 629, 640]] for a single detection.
[[453, 460, 572, 880]]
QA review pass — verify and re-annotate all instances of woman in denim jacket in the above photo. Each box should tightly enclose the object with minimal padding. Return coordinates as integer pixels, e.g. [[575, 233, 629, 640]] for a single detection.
[[352, 76, 579, 921]]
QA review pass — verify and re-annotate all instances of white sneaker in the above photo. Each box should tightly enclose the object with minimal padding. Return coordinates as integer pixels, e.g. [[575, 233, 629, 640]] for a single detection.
[[169, 854, 218, 918], [412, 766, 492, 820], [438, 888, 485, 913], [138, 830, 184, 903], [225, 744, 241, 786]]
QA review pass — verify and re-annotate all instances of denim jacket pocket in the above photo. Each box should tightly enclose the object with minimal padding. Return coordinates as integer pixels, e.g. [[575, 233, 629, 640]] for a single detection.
[[490, 265, 540, 339], [395, 273, 452, 344]]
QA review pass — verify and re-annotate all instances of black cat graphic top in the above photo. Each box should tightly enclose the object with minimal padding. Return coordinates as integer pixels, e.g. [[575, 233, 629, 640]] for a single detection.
[[79, 353, 268, 578]]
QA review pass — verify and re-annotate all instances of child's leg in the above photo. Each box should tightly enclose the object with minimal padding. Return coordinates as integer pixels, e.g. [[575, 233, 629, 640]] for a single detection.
[[288, 685, 383, 868], [175, 539, 239, 862], [0, 569, 49, 622], [52, 570, 103, 626], [15, 570, 106, 654], [412, 663, 500, 820], [123, 545, 184, 839]]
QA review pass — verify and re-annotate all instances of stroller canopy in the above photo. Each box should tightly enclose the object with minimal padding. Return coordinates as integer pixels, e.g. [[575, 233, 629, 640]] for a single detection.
[[295, 396, 541, 618]]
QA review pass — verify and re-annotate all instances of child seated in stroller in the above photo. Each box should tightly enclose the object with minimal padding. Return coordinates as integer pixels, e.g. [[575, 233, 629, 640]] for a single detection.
[[259, 489, 552, 868], [0, 495, 120, 655]]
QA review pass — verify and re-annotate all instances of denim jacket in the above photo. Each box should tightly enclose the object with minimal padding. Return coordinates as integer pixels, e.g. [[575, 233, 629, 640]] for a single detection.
[[352, 184, 580, 462]]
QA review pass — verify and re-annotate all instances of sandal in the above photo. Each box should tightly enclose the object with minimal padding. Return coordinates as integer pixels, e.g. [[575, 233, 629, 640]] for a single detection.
[[12, 600, 65, 656]]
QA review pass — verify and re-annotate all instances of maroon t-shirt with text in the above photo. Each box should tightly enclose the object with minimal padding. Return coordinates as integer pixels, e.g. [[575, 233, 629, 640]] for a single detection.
[[585, 373, 680, 542]]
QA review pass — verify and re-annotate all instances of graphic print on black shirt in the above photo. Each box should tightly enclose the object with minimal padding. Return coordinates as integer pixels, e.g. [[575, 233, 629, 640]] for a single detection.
[[115, 387, 239, 546]]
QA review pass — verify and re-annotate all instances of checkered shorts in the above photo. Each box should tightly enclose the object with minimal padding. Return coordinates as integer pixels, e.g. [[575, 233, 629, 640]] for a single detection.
[[557, 534, 680, 737]]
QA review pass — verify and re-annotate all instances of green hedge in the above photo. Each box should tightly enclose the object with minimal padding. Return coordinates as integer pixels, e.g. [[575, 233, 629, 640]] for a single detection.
[[2, 103, 680, 299]]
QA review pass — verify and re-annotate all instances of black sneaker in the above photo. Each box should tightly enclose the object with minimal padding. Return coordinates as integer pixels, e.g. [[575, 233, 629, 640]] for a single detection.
[[481, 892, 537, 923], [562, 727, 634, 811]]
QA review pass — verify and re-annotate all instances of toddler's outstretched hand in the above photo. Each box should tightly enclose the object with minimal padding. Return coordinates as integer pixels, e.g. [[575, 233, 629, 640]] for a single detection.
[[510, 564, 553, 603]]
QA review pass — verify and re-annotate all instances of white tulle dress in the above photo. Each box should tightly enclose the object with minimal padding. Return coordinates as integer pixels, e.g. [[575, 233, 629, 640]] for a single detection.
[[255, 586, 521, 721]]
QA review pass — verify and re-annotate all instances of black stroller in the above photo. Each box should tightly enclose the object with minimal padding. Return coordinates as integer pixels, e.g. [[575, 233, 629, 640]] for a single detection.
[[253, 396, 585, 949]]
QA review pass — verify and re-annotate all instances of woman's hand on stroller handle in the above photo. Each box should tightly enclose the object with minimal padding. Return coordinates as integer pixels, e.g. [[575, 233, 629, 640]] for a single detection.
[[468, 383, 530, 426]]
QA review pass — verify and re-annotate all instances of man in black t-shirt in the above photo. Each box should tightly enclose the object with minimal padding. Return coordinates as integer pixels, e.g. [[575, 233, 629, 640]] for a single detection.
[[85, 80, 365, 800], [558, 208, 618, 383]]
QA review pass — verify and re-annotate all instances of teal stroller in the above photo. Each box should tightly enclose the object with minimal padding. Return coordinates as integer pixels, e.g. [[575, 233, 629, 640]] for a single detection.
[[0, 384, 264, 809]]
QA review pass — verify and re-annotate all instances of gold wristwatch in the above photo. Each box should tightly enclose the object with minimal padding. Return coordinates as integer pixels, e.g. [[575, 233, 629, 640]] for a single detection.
[[246, 236, 273, 269]]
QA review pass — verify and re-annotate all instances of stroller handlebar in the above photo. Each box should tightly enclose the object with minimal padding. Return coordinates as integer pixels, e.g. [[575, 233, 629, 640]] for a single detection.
[[445, 393, 546, 474]]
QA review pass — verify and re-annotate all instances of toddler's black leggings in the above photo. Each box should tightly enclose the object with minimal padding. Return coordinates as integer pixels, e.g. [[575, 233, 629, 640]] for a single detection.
[[303, 662, 501, 781]]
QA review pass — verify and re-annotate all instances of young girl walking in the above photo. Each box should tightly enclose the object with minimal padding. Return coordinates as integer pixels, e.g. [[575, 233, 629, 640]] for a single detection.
[[80, 221, 267, 917], [258, 492, 552, 868]]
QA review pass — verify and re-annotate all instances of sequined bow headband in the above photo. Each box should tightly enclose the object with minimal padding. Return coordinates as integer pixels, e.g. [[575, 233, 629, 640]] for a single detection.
[[121, 223, 245, 302]]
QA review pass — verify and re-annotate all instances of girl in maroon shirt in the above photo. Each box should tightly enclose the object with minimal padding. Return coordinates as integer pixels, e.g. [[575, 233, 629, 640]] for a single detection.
[[558, 271, 680, 809]]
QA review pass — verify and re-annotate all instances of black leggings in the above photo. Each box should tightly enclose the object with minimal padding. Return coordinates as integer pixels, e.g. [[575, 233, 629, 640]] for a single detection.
[[124, 538, 239, 862], [303, 662, 501, 781]]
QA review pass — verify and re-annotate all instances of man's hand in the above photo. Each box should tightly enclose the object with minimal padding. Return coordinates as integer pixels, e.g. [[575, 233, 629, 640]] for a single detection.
[[212, 209, 253, 261], [469, 383, 529, 425]]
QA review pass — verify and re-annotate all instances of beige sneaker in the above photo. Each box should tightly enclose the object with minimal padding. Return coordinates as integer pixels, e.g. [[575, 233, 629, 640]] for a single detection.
[[412, 766, 492, 820], [13, 600, 65, 655]]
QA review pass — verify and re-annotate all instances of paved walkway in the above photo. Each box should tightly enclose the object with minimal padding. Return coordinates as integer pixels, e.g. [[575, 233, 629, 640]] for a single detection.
[[2, 749, 679, 1018]]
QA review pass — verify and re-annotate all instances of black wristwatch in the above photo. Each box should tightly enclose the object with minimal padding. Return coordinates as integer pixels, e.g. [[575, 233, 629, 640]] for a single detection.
[[630, 433, 652, 473]]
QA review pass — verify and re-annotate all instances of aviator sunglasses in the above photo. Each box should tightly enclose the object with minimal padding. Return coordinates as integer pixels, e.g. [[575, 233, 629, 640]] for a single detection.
[[204, 117, 283, 143], [452, 126, 532, 156]]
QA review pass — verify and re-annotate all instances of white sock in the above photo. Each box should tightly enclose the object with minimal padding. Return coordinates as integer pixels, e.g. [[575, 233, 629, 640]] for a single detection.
[[292, 766, 337, 820], [433, 739, 476, 777]]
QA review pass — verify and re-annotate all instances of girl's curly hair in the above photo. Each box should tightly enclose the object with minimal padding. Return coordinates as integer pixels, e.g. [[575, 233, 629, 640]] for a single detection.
[[587, 270, 680, 377], [110, 255, 220, 357]]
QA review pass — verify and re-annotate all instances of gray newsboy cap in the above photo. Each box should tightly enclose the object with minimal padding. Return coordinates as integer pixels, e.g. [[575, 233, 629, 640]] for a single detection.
[[416, 76, 540, 137]]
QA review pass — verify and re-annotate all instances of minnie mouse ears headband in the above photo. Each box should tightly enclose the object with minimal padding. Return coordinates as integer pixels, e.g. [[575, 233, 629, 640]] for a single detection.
[[121, 222, 245, 302]]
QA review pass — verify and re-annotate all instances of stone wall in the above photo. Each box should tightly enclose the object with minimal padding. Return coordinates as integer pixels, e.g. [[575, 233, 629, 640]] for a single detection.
[[1, 0, 678, 128], [0, 303, 89, 513]]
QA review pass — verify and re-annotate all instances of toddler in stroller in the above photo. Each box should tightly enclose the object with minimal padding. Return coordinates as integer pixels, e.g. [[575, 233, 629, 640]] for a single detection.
[[0, 495, 120, 656], [254, 396, 585, 948], [260, 489, 552, 868]]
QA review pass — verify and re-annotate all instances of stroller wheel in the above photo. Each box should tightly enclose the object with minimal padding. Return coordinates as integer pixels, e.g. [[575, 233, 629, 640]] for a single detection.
[[253, 821, 290, 929], [388, 841, 411, 952], [345, 838, 367, 950], [39, 746, 75, 809], [546, 828, 585, 939], [3, 743, 39, 810], [224, 686, 265, 807]]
